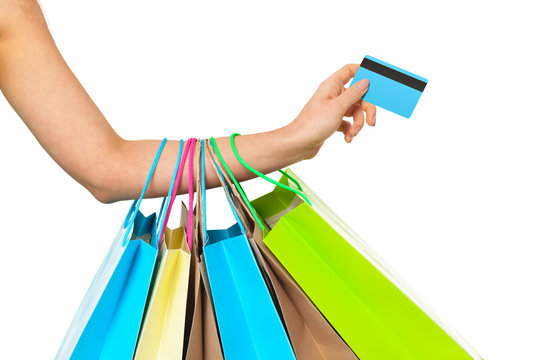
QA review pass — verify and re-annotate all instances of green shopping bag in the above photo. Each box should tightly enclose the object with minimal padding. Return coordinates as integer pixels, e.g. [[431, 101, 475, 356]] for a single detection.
[[216, 134, 483, 360]]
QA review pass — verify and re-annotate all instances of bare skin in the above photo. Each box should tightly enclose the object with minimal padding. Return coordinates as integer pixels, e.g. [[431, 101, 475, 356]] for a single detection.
[[0, 0, 376, 203]]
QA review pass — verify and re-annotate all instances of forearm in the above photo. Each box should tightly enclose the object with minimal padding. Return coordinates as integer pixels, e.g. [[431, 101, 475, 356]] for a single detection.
[[0, 1, 307, 203], [1, 1, 373, 203], [0, 25, 305, 202], [0, 0, 123, 197], [113, 130, 306, 203]]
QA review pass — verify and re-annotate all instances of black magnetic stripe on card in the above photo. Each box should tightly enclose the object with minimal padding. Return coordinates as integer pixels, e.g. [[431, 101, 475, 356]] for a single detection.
[[360, 58, 427, 92]]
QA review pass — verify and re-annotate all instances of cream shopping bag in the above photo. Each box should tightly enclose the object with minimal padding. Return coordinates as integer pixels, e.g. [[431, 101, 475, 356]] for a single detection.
[[134, 139, 194, 359]]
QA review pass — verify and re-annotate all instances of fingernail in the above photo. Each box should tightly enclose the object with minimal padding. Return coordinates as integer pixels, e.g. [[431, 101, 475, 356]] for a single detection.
[[345, 135, 351, 142], [355, 78, 369, 91], [353, 126, 361, 135]]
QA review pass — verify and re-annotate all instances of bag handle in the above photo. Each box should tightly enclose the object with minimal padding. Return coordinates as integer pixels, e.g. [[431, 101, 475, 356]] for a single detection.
[[122, 138, 167, 246], [200, 139, 208, 245], [186, 138, 196, 250], [209, 137, 265, 232], [193, 139, 204, 256], [205, 140, 253, 229], [159, 138, 196, 249], [155, 139, 184, 248], [229, 133, 311, 206], [209, 136, 310, 234], [202, 139, 247, 241]]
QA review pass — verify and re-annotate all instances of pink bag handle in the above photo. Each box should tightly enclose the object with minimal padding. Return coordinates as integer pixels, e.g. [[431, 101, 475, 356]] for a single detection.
[[158, 138, 196, 248], [186, 139, 196, 251]]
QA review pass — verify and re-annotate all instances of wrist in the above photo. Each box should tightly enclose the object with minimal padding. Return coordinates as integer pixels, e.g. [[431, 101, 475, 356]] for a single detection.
[[233, 125, 308, 173], [272, 122, 316, 163], [277, 120, 323, 161]]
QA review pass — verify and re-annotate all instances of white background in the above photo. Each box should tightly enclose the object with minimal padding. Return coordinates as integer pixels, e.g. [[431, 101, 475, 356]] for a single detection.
[[1, 0, 539, 358]]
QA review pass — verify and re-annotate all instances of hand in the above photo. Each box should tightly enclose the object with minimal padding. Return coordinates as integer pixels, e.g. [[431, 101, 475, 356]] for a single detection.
[[285, 64, 377, 159]]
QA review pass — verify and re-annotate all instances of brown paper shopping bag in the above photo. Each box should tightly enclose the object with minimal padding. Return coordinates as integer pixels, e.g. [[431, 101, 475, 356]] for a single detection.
[[183, 139, 224, 360], [205, 139, 357, 360]]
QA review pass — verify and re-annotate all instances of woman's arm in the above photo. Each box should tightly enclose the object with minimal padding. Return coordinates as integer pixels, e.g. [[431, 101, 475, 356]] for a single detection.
[[0, 0, 376, 203]]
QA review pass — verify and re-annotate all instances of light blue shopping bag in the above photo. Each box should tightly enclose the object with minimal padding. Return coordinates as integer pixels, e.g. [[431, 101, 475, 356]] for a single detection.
[[199, 139, 296, 360], [56, 139, 169, 360]]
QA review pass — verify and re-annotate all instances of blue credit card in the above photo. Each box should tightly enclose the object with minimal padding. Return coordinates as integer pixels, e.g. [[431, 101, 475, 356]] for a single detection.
[[350, 55, 428, 118]]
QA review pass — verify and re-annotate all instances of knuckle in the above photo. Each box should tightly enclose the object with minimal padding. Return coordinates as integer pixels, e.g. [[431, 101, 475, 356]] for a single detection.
[[345, 63, 359, 73]]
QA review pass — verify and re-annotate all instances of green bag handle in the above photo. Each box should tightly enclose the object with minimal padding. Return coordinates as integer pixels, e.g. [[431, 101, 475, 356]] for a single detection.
[[210, 137, 266, 232], [228, 133, 311, 206], [209, 135, 312, 233]]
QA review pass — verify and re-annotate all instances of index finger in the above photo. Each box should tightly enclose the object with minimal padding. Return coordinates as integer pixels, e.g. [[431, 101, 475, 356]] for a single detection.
[[325, 64, 360, 86]]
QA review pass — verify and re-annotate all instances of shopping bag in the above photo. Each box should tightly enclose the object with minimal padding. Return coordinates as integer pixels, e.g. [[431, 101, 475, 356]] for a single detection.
[[206, 139, 358, 360], [222, 134, 484, 360], [134, 139, 192, 359], [184, 139, 224, 360], [199, 139, 296, 360], [255, 170, 483, 359], [56, 139, 168, 360]]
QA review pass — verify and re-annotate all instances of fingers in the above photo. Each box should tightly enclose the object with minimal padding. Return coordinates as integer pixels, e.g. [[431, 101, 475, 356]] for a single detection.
[[350, 104, 365, 137], [343, 103, 356, 117], [315, 64, 378, 144], [327, 64, 361, 86], [316, 64, 360, 100], [334, 78, 369, 113], [362, 101, 377, 126], [337, 119, 353, 143], [337, 119, 351, 134], [341, 102, 377, 142]]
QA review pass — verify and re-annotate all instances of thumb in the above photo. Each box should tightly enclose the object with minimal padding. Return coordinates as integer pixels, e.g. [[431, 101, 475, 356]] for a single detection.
[[335, 78, 369, 112]]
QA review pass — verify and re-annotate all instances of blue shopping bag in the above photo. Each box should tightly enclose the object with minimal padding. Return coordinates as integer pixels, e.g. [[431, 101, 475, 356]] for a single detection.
[[199, 139, 296, 360], [56, 139, 168, 360]]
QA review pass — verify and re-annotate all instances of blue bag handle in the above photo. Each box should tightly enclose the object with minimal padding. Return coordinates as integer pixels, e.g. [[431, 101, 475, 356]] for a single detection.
[[154, 139, 184, 248], [122, 138, 167, 246], [201, 139, 208, 245], [201, 139, 246, 244]]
